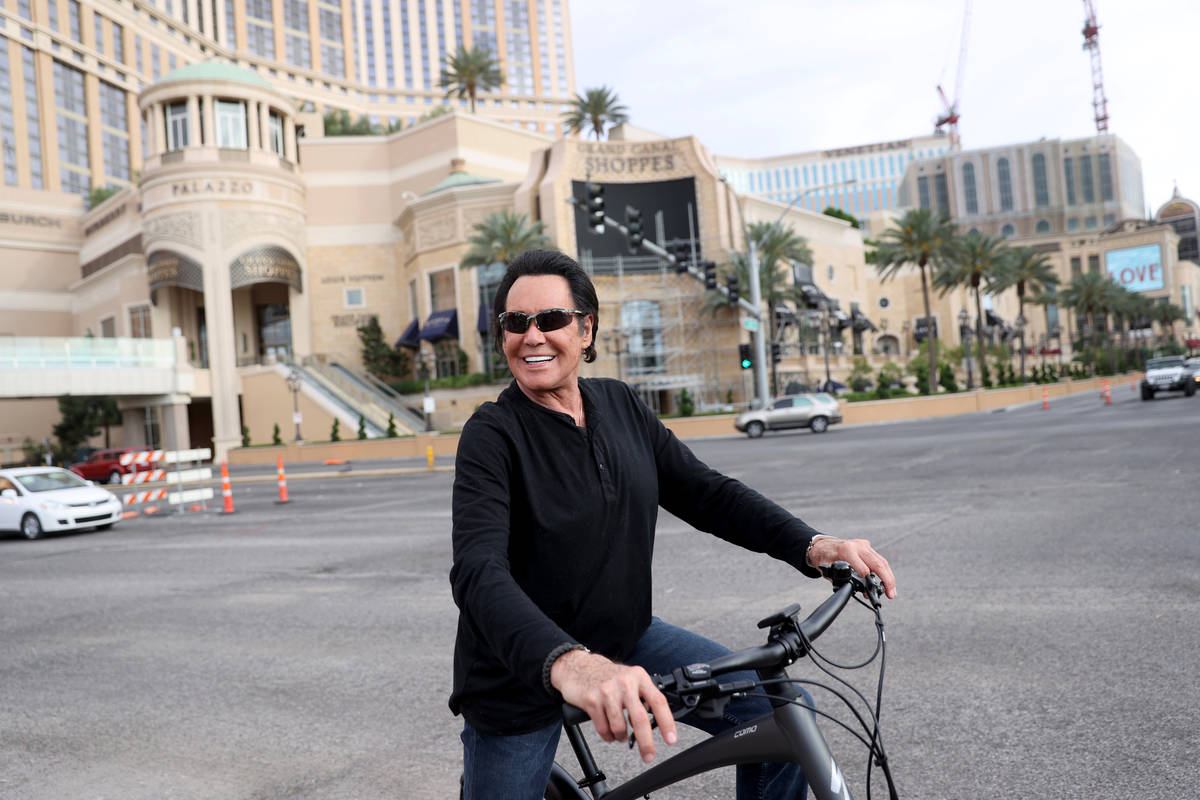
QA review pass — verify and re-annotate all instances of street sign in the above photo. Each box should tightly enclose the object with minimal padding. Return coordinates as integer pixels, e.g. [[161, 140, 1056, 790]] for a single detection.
[[742, 318, 759, 332]]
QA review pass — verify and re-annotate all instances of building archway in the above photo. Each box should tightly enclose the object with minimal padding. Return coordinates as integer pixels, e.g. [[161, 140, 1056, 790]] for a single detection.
[[228, 245, 304, 364]]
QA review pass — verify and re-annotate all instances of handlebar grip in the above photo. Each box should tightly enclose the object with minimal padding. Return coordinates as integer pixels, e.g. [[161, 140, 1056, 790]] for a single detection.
[[562, 702, 590, 727]]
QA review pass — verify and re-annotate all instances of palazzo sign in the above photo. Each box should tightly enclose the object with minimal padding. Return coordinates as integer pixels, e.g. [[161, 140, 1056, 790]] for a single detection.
[[171, 179, 255, 197], [579, 140, 679, 176], [1105, 243, 1164, 293]]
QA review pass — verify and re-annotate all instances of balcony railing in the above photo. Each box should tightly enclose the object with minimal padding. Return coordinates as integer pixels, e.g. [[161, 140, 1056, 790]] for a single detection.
[[0, 337, 175, 369]]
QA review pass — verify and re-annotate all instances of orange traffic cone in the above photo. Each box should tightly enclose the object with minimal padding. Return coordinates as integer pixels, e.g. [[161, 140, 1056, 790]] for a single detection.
[[1042, 385, 1049, 410], [275, 455, 290, 504], [220, 460, 235, 513], [1104, 381, 1112, 406]]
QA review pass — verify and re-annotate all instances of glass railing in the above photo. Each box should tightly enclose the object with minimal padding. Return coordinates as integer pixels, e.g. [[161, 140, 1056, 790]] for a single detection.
[[0, 337, 176, 369]]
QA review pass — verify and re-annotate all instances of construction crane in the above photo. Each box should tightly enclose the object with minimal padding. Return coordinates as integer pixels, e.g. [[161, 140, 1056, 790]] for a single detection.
[[934, 0, 971, 151], [1081, 0, 1110, 133]]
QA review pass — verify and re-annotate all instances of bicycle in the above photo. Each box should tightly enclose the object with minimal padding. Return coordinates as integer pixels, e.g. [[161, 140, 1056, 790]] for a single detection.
[[545, 562, 897, 800]]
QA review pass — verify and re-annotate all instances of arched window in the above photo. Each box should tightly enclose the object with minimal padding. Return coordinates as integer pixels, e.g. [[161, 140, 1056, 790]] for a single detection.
[[997, 158, 1014, 211], [1032, 153, 1049, 207], [621, 300, 663, 377], [961, 162, 978, 215], [1001, 223, 1016, 238], [1035, 219, 1051, 234]]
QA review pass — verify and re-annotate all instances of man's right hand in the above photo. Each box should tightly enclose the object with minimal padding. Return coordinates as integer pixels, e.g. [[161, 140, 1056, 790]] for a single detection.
[[549, 649, 678, 764]]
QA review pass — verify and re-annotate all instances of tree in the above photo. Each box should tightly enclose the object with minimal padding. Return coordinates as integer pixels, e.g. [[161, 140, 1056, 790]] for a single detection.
[[386, 413, 398, 438], [459, 210, 552, 270], [357, 316, 410, 380], [993, 247, 1058, 382], [438, 45, 502, 113], [703, 221, 813, 395], [1150, 302, 1186, 347], [821, 207, 860, 229], [330, 418, 340, 442], [357, 415, 367, 440], [1060, 272, 1112, 373], [563, 86, 629, 140], [51, 396, 121, 462], [872, 209, 958, 394], [272, 423, 282, 445], [934, 231, 1011, 390]]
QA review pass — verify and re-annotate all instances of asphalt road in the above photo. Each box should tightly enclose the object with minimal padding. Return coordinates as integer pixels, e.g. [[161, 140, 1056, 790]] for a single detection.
[[2, 386, 1197, 799]]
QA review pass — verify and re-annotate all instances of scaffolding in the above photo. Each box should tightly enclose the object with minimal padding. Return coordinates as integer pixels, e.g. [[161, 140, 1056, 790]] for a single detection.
[[577, 252, 744, 413]]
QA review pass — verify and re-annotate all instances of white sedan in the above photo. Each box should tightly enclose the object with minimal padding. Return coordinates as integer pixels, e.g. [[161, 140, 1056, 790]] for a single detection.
[[0, 467, 123, 540]]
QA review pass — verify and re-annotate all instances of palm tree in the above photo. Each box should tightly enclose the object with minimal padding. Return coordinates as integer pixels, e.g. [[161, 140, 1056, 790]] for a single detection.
[[439, 45, 502, 113], [872, 209, 958, 394], [1150, 302, 1186, 348], [563, 86, 629, 140], [993, 247, 1058, 381], [1060, 271, 1111, 374], [702, 221, 813, 395], [459, 211, 552, 380], [459, 210, 552, 269], [934, 231, 1011, 390]]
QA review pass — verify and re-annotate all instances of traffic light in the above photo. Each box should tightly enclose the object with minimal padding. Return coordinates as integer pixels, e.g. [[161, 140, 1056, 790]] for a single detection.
[[738, 343, 753, 370], [702, 260, 717, 291], [671, 241, 690, 274], [727, 274, 740, 304], [625, 205, 643, 252], [771, 342, 782, 364], [587, 183, 605, 234]]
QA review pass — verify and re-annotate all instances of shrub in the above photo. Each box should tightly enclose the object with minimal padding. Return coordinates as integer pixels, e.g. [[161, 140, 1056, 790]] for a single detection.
[[330, 419, 341, 442], [386, 413, 398, 438], [848, 357, 873, 392], [678, 388, 694, 417], [241, 425, 251, 447], [272, 423, 282, 445], [357, 415, 367, 440], [939, 363, 959, 393]]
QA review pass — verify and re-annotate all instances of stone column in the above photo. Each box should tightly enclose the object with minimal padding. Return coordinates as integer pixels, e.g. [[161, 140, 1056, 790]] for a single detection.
[[202, 94, 215, 146], [159, 399, 193, 454], [121, 407, 148, 447], [151, 104, 165, 154], [258, 102, 270, 151], [186, 95, 200, 148], [202, 221, 243, 461], [284, 116, 296, 161], [246, 99, 260, 151]]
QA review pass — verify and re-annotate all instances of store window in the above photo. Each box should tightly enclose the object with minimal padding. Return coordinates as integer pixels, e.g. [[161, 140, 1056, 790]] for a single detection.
[[129, 304, 152, 338]]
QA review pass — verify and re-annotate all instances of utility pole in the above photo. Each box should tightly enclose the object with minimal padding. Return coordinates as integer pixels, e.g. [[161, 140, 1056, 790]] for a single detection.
[[747, 239, 769, 407]]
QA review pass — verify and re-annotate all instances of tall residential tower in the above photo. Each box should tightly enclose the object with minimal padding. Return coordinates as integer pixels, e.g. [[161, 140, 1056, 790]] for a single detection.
[[0, 0, 574, 199]]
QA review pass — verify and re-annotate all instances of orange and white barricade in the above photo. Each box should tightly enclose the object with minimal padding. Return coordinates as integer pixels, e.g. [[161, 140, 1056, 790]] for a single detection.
[[118, 450, 164, 467], [121, 448, 214, 515]]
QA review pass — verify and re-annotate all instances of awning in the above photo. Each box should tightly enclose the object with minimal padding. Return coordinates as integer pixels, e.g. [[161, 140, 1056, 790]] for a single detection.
[[797, 283, 827, 309], [851, 309, 878, 332], [419, 308, 459, 342], [985, 310, 1005, 328], [832, 309, 852, 330], [477, 301, 491, 336], [394, 319, 420, 349]]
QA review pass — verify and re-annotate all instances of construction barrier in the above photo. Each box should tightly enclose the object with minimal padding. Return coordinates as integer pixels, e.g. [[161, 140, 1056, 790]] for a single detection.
[[118, 450, 164, 466], [220, 460, 235, 513], [276, 456, 289, 504], [120, 448, 214, 515]]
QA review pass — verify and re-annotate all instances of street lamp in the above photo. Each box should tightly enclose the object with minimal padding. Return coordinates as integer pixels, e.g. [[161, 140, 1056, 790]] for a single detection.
[[901, 320, 911, 357], [1014, 314, 1027, 383], [958, 308, 973, 390], [286, 368, 303, 442], [1052, 325, 1064, 372]]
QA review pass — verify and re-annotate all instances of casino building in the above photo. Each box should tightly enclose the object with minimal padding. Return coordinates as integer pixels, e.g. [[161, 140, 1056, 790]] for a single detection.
[[3, 59, 910, 462]]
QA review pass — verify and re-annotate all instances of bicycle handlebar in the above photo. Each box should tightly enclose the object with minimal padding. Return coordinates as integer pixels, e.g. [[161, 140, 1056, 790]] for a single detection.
[[561, 562, 881, 726]]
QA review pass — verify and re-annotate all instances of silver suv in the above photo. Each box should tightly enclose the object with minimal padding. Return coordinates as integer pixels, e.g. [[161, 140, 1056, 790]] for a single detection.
[[734, 393, 843, 438]]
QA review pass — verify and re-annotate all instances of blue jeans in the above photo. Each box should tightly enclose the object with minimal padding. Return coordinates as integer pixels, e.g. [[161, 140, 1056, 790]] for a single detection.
[[460, 617, 809, 800]]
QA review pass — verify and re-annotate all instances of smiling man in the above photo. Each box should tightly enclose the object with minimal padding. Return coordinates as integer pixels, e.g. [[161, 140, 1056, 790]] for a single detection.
[[448, 249, 896, 800]]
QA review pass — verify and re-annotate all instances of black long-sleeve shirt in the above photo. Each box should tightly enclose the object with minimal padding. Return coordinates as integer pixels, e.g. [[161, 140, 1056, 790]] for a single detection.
[[448, 378, 823, 734]]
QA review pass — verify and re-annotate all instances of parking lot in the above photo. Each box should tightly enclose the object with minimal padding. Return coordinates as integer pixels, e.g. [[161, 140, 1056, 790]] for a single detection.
[[2, 387, 1198, 799]]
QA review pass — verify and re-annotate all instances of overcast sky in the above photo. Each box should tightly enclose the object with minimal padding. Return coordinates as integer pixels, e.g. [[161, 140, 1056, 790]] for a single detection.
[[570, 0, 1196, 215]]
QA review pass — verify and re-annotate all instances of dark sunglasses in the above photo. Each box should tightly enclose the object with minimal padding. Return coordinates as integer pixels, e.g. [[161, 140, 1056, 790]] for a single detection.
[[497, 308, 586, 335]]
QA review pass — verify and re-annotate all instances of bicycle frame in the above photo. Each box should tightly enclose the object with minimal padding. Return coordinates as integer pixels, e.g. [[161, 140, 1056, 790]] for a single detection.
[[555, 665, 851, 800]]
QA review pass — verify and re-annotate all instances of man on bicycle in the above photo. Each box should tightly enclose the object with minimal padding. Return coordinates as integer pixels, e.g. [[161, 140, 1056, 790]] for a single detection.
[[450, 250, 897, 799]]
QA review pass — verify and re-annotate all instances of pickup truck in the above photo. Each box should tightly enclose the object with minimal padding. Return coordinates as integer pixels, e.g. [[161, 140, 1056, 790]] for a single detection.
[[1140, 356, 1197, 400]]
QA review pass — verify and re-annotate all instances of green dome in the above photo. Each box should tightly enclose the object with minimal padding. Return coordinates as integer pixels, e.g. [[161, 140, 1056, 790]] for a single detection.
[[424, 170, 501, 195], [156, 61, 274, 91]]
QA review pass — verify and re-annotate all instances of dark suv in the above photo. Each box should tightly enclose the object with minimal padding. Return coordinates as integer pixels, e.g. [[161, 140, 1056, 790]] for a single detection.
[[68, 448, 157, 484]]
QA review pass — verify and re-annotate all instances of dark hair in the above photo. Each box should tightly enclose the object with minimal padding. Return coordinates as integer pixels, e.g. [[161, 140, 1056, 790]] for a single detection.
[[491, 249, 599, 363]]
